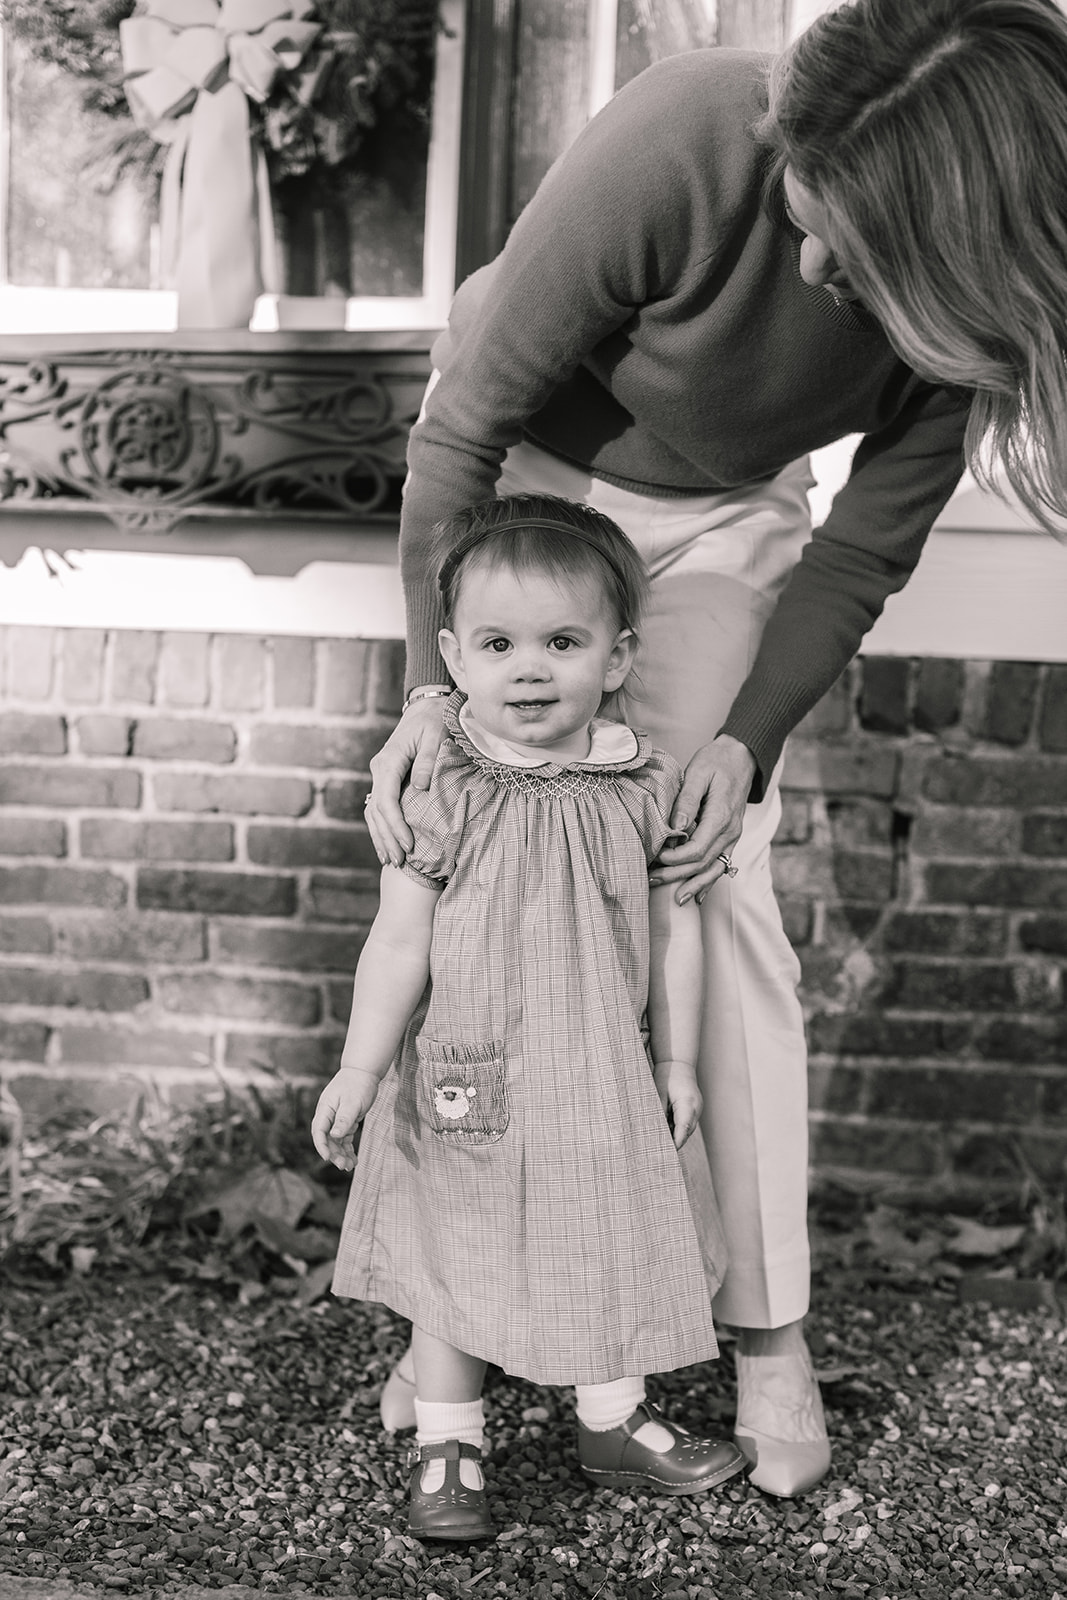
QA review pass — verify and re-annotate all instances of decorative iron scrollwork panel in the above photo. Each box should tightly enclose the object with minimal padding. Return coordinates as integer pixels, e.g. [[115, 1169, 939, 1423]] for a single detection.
[[0, 341, 430, 535]]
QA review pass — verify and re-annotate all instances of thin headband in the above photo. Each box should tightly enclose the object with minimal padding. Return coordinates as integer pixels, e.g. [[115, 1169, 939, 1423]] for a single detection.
[[437, 518, 632, 597]]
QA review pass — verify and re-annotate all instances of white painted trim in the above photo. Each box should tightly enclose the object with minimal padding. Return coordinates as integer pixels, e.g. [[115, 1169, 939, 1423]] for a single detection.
[[3, 442, 1065, 654], [587, 0, 621, 117], [0, 285, 180, 335], [862, 527, 1067, 662], [0, 546, 406, 640], [811, 438, 1067, 660], [3, 506, 1064, 658]]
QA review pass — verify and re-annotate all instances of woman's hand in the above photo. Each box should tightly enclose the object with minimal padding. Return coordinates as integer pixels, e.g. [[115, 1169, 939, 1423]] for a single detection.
[[365, 697, 448, 864], [652, 733, 757, 903], [652, 1059, 702, 1149]]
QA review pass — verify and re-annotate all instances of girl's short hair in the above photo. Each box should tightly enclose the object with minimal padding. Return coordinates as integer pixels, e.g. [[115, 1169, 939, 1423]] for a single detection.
[[755, 0, 1067, 536], [434, 493, 650, 631]]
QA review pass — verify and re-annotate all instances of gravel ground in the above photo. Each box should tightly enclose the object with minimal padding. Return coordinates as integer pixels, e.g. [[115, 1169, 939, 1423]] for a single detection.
[[2, 1256, 1066, 1600]]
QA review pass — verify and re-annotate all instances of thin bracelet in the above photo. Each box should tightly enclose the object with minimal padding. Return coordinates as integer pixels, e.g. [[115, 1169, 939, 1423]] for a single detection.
[[401, 684, 452, 715]]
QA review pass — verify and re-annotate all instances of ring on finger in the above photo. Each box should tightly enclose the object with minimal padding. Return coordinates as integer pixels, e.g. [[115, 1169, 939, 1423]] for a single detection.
[[717, 852, 738, 877]]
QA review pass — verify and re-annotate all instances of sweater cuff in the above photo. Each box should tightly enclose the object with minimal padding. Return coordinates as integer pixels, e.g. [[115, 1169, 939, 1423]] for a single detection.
[[404, 582, 451, 695], [719, 676, 804, 803]]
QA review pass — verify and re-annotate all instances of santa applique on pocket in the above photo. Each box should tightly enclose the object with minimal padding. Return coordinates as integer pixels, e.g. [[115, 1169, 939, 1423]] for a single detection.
[[417, 1038, 509, 1143], [434, 1083, 478, 1120]]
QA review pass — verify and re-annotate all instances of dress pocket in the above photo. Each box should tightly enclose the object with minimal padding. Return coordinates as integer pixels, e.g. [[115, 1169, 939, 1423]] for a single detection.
[[416, 1037, 509, 1144]]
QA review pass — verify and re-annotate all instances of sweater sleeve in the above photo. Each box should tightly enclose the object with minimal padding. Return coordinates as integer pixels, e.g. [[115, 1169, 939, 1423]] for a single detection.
[[719, 382, 971, 797], [399, 58, 753, 690]]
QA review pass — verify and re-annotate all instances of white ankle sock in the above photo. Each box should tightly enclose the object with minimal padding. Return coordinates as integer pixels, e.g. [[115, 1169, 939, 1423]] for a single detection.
[[574, 1377, 645, 1431], [414, 1397, 485, 1491], [574, 1378, 676, 1453]]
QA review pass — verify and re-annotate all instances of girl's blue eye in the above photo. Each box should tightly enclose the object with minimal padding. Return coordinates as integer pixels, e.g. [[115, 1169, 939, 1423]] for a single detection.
[[486, 637, 510, 653], [549, 636, 576, 651]]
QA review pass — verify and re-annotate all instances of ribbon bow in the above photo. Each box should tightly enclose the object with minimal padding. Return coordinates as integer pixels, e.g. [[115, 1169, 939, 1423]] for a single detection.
[[121, 0, 322, 327]]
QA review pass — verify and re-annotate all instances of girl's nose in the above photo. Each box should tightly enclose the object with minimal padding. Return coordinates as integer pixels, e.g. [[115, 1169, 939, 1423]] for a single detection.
[[514, 652, 550, 680]]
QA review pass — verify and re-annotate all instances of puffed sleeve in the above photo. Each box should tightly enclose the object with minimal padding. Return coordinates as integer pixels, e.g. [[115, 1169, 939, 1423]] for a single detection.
[[615, 747, 687, 866], [398, 737, 486, 889]]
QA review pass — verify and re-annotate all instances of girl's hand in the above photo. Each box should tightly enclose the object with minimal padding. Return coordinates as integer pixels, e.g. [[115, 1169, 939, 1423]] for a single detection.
[[652, 734, 757, 903], [311, 1069, 382, 1170], [365, 697, 448, 865], [652, 1059, 703, 1149]]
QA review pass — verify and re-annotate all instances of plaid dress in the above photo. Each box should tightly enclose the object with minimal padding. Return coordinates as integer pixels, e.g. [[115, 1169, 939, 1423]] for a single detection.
[[332, 695, 725, 1385]]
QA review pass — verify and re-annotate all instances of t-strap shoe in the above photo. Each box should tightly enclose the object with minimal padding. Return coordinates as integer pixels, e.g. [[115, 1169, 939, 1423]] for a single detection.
[[407, 1440, 495, 1541], [734, 1345, 831, 1496], [578, 1401, 746, 1495]]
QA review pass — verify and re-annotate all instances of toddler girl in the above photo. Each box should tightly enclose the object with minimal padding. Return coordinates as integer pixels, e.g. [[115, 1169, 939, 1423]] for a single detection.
[[312, 494, 744, 1540]]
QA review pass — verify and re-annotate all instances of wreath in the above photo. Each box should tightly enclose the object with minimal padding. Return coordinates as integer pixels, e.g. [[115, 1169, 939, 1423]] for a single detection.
[[0, 0, 441, 201]]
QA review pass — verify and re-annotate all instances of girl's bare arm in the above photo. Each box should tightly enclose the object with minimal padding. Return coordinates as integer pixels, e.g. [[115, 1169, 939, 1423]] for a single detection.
[[311, 868, 441, 1168], [647, 884, 705, 1149]]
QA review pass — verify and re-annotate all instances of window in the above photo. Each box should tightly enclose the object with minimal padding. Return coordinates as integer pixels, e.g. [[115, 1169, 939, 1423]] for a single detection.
[[0, 24, 173, 332], [458, 0, 808, 279], [0, 1, 464, 334]]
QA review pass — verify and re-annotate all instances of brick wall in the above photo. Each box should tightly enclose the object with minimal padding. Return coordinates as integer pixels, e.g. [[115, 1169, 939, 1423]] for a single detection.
[[783, 656, 1067, 1192], [1, 626, 1065, 1194], [0, 626, 403, 1114]]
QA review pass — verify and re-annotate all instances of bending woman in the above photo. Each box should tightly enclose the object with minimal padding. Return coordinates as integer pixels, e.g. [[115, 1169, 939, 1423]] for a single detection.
[[363, 0, 1067, 1496]]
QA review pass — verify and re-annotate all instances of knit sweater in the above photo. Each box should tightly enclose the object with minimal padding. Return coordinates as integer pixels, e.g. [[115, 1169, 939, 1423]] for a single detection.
[[401, 48, 970, 795]]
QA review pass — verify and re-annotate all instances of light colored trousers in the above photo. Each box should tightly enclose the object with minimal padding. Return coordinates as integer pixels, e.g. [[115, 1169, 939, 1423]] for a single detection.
[[498, 440, 814, 1329]]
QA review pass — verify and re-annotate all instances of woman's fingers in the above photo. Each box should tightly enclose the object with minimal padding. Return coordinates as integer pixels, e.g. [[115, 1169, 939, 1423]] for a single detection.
[[366, 701, 448, 863], [667, 733, 755, 843], [651, 735, 754, 896], [409, 728, 440, 792], [653, 803, 742, 897], [365, 746, 414, 862]]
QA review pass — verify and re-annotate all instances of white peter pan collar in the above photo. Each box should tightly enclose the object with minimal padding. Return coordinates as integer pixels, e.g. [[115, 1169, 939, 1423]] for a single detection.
[[458, 701, 639, 768]]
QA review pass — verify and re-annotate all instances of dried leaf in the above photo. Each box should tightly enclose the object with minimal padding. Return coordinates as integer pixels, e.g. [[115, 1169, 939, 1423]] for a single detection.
[[187, 1163, 315, 1239], [864, 1205, 943, 1267], [945, 1215, 1027, 1258], [253, 1215, 338, 1262], [296, 1256, 337, 1306]]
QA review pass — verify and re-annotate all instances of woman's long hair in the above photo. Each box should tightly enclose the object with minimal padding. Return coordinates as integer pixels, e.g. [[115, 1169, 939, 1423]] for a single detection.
[[756, 0, 1067, 536]]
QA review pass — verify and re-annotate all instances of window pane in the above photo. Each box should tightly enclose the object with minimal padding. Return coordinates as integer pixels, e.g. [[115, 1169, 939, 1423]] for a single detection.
[[268, 2, 441, 298], [4, 2, 444, 304], [509, 0, 591, 225], [5, 34, 159, 290], [615, 0, 717, 88]]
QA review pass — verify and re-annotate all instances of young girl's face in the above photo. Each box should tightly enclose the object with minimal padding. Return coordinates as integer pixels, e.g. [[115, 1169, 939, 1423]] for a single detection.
[[439, 559, 637, 759]]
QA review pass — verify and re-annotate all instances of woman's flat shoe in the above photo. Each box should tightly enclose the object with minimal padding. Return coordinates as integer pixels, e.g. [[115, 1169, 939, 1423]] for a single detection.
[[407, 1440, 495, 1541], [578, 1401, 746, 1495], [734, 1347, 831, 1497], [379, 1356, 417, 1432]]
